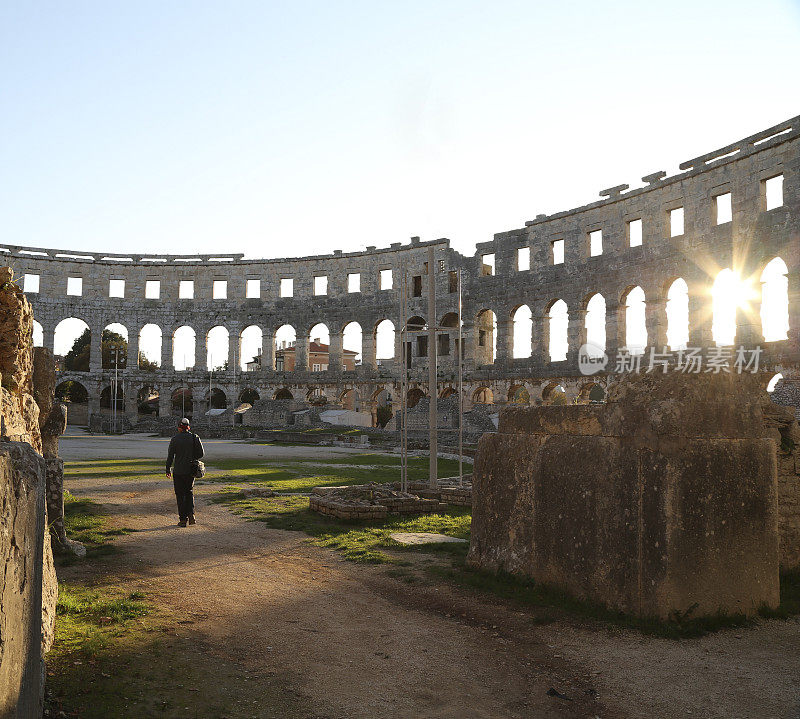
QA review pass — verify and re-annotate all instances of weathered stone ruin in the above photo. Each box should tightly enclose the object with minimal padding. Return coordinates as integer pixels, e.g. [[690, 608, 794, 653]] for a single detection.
[[310, 483, 446, 520], [468, 372, 784, 619], [0, 267, 63, 718]]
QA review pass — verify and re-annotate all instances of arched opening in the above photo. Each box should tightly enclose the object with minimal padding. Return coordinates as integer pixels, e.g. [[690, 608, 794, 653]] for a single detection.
[[101, 324, 129, 370], [139, 324, 162, 370], [761, 257, 789, 341], [585, 293, 606, 357], [207, 326, 229, 370], [508, 384, 530, 404], [666, 278, 689, 350], [767, 373, 783, 394], [475, 310, 496, 364], [171, 387, 192, 417], [407, 316, 427, 331], [274, 388, 293, 400], [472, 387, 494, 405], [274, 325, 297, 371], [343, 322, 362, 367], [55, 380, 89, 425], [373, 388, 393, 427], [512, 305, 533, 359], [440, 386, 457, 399], [548, 300, 568, 362], [307, 388, 327, 406], [239, 388, 260, 405], [173, 326, 196, 371], [623, 287, 647, 355], [137, 386, 159, 416], [407, 387, 426, 408], [340, 388, 360, 411], [579, 382, 606, 404], [376, 319, 395, 361], [207, 387, 227, 411], [240, 325, 263, 371], [542, 382, 567, 406], [440, 313, 459, 328], [32, 320, 43, 348], [55, 318, 90, 371], [309, 323, 330, 372]]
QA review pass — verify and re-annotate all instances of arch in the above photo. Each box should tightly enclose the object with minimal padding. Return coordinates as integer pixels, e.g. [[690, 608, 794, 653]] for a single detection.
[[511, 304, 533, 359], [542, 382, 567, 406], [375, 319, 395, 360], [171, 387, 193, 417], [173, 326, 196, 371], [32, 320, 43, 348], [767, 372, 783, 393], [712, 268, 742, 346], [207, 387, 227, 411], [407, 316, 427, 331], [239, 387, 260, 405], [475, 310, 496, 364], [407, 387, 426, 408], [342, 321, 363, 365], [54, 318, 90, 371], [100, 384, 124, 410], [55, 380, 88, 404], [578, 381, 606, 404], [206, 326, 229, 370], [761, 257, 789, 342], [508, 383, 530, 405], [666, 278, 689, 350], [274, 324, 297, 371], [137, 385, 159, 416], [440, 312, 459, 328], [240, 325, 263, 371], [340, 387, 360, 411], [274, 387, 293, 400], [472, 386, 494, 405], [548, 299, 569, 362], [139, 323, 162, 370], [309, 323, 330, 372], [584, 293, 606, 357], [101, 323, 129, 370], [622, 286, 646, 355], [439, 386, 457, 399]]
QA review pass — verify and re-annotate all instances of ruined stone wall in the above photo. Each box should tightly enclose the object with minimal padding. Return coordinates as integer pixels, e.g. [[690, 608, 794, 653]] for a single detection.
[[468, 373, 780, 619], [1, 114, 798, 427], [0, 269, 58, 719]]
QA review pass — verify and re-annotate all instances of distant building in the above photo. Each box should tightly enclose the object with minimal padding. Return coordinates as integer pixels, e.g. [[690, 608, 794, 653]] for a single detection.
[[246, 339, 358, 372]]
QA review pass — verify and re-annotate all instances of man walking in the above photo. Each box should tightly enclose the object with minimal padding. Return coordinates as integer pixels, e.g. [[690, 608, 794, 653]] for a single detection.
[[165, 418, 204, 527]]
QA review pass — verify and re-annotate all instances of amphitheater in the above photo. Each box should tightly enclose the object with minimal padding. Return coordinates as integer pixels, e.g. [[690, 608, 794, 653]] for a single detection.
[[4, 114, 799, 429]]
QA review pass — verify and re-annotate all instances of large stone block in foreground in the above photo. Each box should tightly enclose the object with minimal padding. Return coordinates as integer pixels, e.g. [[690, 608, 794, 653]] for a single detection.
[[467, 373, 780, 619]]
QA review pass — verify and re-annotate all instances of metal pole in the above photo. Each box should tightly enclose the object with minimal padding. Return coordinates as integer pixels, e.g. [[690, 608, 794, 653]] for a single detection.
[[427, 245, 437, 490], [458, 268, 463, 486], [399, 264, 406, 492]]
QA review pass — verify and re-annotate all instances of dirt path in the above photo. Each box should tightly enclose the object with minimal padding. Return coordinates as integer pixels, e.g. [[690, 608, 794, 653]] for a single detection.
[[59, 441, 800, 719]]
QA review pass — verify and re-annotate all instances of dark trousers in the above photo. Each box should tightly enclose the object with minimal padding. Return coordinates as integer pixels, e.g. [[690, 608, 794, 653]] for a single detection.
[[172, 473, 195, 520]]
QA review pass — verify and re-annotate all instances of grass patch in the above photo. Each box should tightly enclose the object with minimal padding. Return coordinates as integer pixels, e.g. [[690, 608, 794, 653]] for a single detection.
[[58, 491, 132, 565], [57, 584, 149, 624], [213, 491, 470, 564]]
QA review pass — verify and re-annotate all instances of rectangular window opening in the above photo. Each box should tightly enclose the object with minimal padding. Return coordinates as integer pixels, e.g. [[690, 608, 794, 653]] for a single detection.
[[670, 207, 684, 237], [438, 333, 450, 356], [179, 280, 194, 299], [448, 270, 458, 293], [589, 230, 603, 257], [765, 175, 784, 211], [417, 335, 428, 357], [66, 277, 83, 296], [412, 275, 422, 297], [213, 280, 227, 299], [280, 278, 293, 297], [347, 273, 360, 293], [628, 219, 643, 247], [552, 239, 565, 265], [517, 247, 530, 271], [314, 275, 328, 296], [23, 274, 39, 294], [380, 269, 393, 290], [481, 254, 495, 276], [715, 193, 732, 225], [109, 279, 125, 298], [246, 279, 260, 298], [145, 280, 160, 299]]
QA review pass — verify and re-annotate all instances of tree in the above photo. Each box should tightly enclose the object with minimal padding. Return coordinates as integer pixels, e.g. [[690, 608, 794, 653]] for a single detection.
[[63, 328, 91, 371], [63, 328, 131, 371], [138, 352, 159, 372]]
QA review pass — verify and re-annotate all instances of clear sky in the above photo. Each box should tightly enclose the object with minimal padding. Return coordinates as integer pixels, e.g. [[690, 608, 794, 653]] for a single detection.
[[2, 1, 799, 260]]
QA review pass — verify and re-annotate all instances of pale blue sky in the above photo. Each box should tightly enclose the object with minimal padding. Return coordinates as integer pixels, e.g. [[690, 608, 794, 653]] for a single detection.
[[2, 1, 799, 259]]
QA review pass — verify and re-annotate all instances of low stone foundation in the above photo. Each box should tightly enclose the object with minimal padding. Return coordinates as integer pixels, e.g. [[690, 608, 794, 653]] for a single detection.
[[310, 484, 446, 520], [468, 373, 780, 620]]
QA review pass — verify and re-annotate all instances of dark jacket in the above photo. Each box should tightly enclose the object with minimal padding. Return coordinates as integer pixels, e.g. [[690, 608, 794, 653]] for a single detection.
[[166, 431, 204, 476]]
